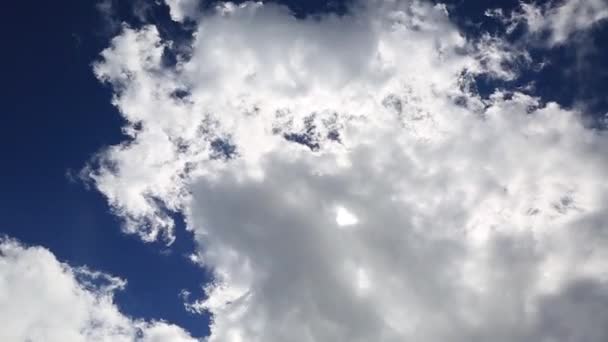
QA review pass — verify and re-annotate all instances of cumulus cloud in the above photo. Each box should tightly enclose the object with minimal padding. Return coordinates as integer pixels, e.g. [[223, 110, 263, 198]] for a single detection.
[[87, 0, 608, 341], [487, 0, 608, 46], [0, 237, 196, 342]]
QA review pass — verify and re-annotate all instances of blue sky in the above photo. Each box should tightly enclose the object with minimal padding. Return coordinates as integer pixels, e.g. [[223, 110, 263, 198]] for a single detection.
[[1, 0, 210, 337], [2, 1, 608, 341]]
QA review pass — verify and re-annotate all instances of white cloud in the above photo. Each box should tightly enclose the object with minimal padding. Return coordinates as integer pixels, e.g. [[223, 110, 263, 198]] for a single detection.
[[0, 237, 197, 342], [165, 0, 200, 22], [488, 0, 608, 46], [87, 0, 608, 341]]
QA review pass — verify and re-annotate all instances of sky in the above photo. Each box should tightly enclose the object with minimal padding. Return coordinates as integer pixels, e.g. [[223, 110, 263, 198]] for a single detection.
[[1, 0, 608, 341]]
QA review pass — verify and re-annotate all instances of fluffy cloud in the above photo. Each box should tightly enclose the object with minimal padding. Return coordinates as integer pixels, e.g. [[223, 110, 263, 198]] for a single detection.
[[88, 0, 608, 341], [488, 0, 608, 45], [0, 237, 196, 342]]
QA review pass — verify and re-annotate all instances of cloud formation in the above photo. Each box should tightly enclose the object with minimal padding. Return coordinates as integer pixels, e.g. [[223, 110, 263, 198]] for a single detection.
[[488, 0, 608, 46], [0, 237, 196, 342], [165, 0, 200, 22], [88, 0, 608, 340]]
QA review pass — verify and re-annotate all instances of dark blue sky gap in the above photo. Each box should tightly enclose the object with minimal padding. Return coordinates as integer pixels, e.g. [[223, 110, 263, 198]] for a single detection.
[[1, 0, 607, 339], [439, 0, 608, 124]]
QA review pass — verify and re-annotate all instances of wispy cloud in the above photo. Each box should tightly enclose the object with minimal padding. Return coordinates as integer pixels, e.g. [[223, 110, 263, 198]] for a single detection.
[[487, 0, 608, 46]]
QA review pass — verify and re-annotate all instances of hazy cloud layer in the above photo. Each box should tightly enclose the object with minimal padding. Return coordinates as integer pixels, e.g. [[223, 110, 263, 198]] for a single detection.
[[0, 237, 196, 342], [87, 0, 608, 341]]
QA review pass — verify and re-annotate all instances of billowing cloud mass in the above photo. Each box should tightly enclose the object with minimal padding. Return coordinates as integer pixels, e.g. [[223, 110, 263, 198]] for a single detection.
[[87, 0, 608, 341], [0, 237, 196, 342]]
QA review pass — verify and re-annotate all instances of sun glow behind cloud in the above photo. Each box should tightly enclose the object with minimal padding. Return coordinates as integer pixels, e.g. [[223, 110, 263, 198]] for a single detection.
[[49, 0, 608, 340], [335, 206, 359, 227]]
